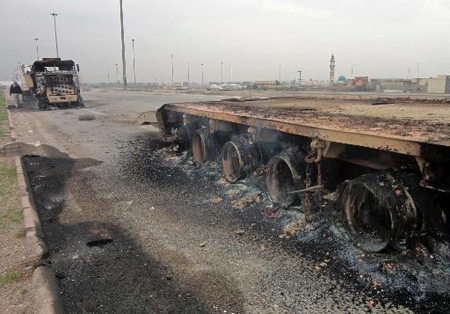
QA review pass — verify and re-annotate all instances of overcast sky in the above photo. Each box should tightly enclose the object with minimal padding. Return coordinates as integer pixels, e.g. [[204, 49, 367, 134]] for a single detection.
[[1, 0, 449, 83]]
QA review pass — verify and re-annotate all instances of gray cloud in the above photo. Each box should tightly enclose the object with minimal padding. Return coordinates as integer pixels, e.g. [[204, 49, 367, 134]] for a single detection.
[[1, 0, 449, 83]]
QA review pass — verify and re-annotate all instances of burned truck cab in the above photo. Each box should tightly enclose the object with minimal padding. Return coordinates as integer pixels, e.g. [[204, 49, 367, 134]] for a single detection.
[[22, 58, 83, 110]]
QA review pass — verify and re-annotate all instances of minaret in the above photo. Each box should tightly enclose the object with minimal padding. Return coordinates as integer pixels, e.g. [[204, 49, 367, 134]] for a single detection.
[[329, 54, 336, 84]]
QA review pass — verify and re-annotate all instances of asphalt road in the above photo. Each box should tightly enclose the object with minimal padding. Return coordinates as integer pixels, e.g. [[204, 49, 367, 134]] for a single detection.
[[5, 90, 433, 313], [82, 89, 223, 117]]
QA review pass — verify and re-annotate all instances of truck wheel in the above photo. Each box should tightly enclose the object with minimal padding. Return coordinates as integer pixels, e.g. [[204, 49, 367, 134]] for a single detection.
[[221, 137, 262, 183], [338, 172, 420, 252], [192, 130, 215, 163], [266, 147, 306, 208], [37, 99, 48, 111], [77, 96, 85, 108]]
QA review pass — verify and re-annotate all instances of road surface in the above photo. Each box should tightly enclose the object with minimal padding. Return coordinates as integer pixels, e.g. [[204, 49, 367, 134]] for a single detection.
[[4, 89, 439, 313]]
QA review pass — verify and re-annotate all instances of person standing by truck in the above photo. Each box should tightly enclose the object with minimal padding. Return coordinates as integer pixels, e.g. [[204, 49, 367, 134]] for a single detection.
[[9, 81, 22, 108]]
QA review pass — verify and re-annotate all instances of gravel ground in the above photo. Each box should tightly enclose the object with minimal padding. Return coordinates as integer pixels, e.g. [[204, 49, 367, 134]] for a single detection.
[[7, 90, 450, 313]]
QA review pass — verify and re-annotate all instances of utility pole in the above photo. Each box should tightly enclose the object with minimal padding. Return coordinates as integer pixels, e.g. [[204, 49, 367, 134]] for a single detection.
[[171, 54, 175, 85], [132, 38, 136, 85], [115, 63, 119, 83], [221, 61, 224, 84], [34, 38, 39, 60], [17, 62, 21, 81], [187, 61, 190, 85], [201, 63, 204, 86], [278, 64, 281, 83], [351, 64, 354, 78], [119, 0, 127, 87], [50, 13, 59, 58]]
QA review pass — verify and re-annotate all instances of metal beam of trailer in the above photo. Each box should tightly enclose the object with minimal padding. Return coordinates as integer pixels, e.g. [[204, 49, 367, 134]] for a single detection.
[[163, 104, 423, 156]]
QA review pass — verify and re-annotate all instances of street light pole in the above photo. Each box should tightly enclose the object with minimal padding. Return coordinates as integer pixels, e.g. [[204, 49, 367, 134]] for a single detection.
[[201, 64, 204, 86], [187, 61, 190, 86], [278, 64, 281, 83], [132, 38, 136, 85], [221, 61, 223, 84], [50, 13, 59, 58], [119, 0, 127, 87], [171, 54, 175, 85], [17, 62, 21, 81], [34, 38, 39, 60]]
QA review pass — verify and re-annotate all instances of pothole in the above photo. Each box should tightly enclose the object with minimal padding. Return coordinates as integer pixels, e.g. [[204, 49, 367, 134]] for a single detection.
[[86, 239, 113, 247]]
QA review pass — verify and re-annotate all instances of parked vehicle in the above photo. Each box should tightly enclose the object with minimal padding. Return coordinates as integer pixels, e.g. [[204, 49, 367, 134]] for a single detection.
[[21, 58, 83, 110]]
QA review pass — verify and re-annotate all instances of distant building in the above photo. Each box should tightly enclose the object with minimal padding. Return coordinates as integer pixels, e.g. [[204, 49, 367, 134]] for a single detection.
[[254, 80, 284, 90], [354, 76, 369, 90], [370, 78, 418, 93], [427, 75, 450, 94]]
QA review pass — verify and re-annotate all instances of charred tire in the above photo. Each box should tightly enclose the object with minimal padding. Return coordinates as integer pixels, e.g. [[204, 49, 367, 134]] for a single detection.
[[266, 148, 306, 208], [77, 95, 85, 108], [339, 172, 419, 252], [221, 137, 262, 183], [178, 124, 198, 151], [191, 129, 216, 163], [37, 99, 48, 111]]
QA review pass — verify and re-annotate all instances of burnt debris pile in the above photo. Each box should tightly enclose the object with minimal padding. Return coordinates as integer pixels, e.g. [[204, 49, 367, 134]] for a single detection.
[[118, 127, 450, 311]]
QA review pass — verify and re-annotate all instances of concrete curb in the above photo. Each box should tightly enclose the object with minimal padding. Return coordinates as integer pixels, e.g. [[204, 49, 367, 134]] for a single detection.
[[33, 266, 66, 314], [6, 107, 66, 314], [16, 156, 49, 259]]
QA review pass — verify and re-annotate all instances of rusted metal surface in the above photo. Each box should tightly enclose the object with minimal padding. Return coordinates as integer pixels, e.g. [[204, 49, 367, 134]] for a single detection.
[[137, 111, 158, 126], [158, 100, 444, 157], [286, 185, 323, 195], [47, 95, 77, 103], [192, 130, 209, 163]]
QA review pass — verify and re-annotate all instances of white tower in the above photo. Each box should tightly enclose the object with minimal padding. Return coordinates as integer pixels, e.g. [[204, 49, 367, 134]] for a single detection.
[[329, 54, 336, 84]]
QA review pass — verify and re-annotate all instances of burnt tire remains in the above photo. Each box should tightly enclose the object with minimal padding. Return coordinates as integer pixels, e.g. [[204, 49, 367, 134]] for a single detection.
[[191, 129, 215, 164], [339, 173, 421, 253], [266, 148, 306, 208], [221, 137, 261, 183]]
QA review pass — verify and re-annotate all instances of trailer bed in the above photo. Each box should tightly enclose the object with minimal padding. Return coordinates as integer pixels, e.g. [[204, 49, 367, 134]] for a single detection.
[[147, 96, 450, 157]]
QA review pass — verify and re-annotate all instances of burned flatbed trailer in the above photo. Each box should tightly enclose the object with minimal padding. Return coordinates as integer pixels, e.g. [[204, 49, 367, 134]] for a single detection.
[[138, 96, 450, 253]]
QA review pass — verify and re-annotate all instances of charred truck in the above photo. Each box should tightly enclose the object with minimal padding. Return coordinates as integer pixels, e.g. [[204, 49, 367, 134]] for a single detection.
[[138, 95, 450, 254], [21, 58, 83, 110]]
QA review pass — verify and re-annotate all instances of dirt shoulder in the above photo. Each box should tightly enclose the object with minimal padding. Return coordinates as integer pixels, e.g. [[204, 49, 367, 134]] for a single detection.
[[0, 90, 34, 314]]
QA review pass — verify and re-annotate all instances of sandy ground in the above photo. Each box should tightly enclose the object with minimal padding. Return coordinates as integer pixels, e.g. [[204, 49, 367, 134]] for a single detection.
[[4, 89, 449, 313]]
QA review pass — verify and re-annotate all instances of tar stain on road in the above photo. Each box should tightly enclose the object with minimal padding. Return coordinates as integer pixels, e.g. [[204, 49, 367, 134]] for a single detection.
[[23, 152, 244, 314]]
